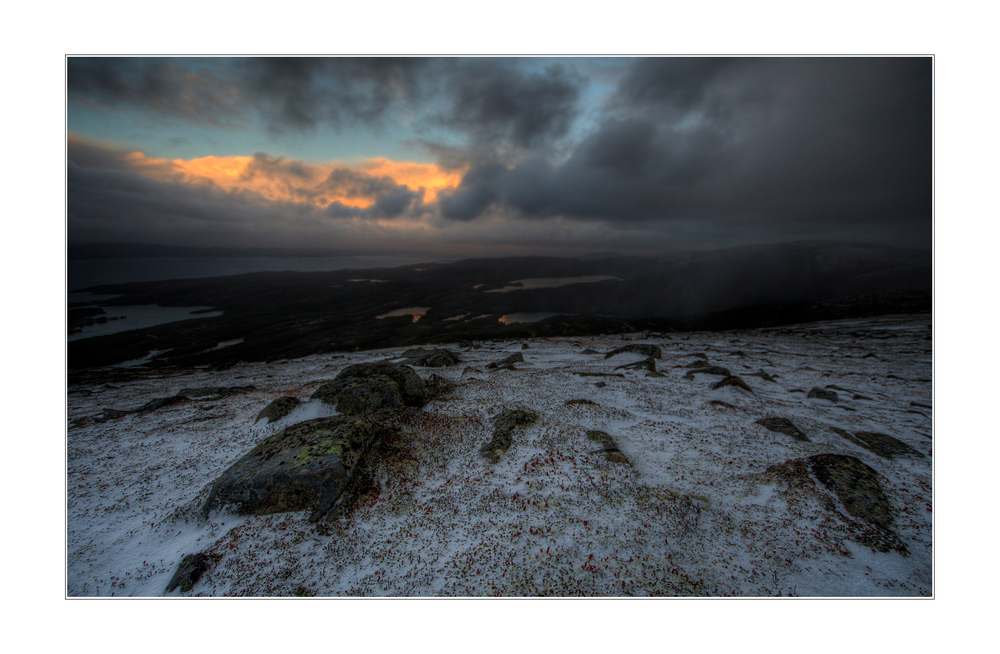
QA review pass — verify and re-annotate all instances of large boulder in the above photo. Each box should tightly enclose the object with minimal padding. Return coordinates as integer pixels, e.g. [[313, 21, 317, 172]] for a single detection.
[[201, 416, 392, 522], [311, 362, 426, 415]]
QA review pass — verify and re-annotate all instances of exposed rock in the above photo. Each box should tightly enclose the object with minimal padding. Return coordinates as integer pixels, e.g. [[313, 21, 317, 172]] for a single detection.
[[178, 386, 255, 400], [615, 357, 657, 372], [691, 352, 709, 360], [711, 376, 754, 393], [853, 394, 873, 401], [580, 348, 599, 355], [748, 370, 778, 382], [708, 400, 738, 410], [809, 454, 896, 532], [756, 417, 810, 442], [684, 366, 732, 379], [807, 387, 839, 402], [256, 397, 300, 423], [521, 344, 531, 350], [606, 451, 630, 465], [585, 429, 615, 448], [166, 553, 212, 593], [461, 366, 480, 376], [646, 371, 666, 378], [910, 401, 931, 410], [398, 348, 461, 367], [684, 359, 711, 368], [136, 395, 190, 414], [564, 398, 597, 406], [832, 428, 924, 459], [573, 371, 625, 378], [487, 353, 524, 370], [424, 373, 454, 400], [311, 362, 426, 415], [480, 409, 538, 463], [585, 430, 630, 465], [764, 454, 904, 553], [594, 382, 607, 388], [101, 408, 130, 420], [604, 344, 662, 360], [202, 415, 392, 522]]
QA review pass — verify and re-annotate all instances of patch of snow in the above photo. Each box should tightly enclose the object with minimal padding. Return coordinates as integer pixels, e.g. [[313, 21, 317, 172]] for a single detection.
[[210, 338, 244, 351], [109, 349, 171, 368], [67, 315, 932, 597]]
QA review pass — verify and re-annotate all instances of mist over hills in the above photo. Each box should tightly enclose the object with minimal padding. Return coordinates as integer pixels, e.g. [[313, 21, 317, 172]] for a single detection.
[[68, 240, 930, 370], [67, 242, 409, 260]]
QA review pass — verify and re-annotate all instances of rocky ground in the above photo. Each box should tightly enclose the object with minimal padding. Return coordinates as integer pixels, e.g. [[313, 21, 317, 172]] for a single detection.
[[66, 313, 932, 597]]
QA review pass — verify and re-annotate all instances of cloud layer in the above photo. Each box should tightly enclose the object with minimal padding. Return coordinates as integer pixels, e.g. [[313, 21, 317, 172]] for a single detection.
[[67, 57, 932, 253]]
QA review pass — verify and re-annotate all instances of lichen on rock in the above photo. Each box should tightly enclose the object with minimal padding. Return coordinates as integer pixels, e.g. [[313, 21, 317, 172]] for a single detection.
[[311, 362, 426, 415], [201, 415, 392, 522]]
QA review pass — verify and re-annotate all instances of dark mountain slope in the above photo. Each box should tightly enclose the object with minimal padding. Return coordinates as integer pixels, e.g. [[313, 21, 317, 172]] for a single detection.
[[68, 241, 930, 369]]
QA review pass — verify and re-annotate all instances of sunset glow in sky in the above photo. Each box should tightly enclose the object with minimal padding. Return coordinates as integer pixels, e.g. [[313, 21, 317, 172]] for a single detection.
[[67, 57, 932, 257]]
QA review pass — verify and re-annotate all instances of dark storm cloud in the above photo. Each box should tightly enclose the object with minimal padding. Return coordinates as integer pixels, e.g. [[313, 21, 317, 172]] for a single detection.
[[325, 186, 423, 220], [616, 57, 755, 113], [237, 57, 430, 131], [68, 57, 432, 132], [68, 58, 242, 124], [68, 57, 585, 146], [437, 57, 931, 248], [439, 59, 582, 148]]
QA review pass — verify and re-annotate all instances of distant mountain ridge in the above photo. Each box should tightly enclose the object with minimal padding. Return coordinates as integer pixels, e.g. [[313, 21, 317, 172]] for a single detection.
[[67, 242, 414, 260]]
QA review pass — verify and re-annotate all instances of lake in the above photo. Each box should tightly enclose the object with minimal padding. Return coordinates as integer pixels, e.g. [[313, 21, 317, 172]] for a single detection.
[[67, 255, 443, 341]]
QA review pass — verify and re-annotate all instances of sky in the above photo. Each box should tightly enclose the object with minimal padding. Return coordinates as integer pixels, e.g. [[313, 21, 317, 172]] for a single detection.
[[66, 56, 932, 257]]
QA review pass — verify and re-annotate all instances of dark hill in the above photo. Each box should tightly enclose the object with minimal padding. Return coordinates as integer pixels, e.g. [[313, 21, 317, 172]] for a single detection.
[[68, 241, 930, 369]]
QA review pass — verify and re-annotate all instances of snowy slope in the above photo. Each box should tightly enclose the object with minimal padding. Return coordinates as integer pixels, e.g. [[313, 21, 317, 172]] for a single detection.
[[66, 314, 932, 597]]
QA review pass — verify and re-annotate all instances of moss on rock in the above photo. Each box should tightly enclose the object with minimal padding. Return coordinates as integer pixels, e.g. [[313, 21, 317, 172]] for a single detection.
[[202, 416, 391, 522]]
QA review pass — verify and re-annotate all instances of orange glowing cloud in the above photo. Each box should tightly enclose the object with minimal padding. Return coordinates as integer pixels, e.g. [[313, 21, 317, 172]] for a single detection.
[[119, 147, 464, 211], [359, 158, 464, 204]]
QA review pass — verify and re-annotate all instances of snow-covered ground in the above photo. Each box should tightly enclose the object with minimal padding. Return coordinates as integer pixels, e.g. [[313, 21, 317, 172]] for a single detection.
[[66, 314, 932, 597]]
